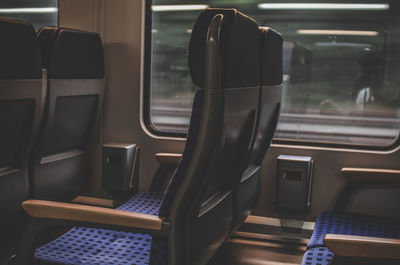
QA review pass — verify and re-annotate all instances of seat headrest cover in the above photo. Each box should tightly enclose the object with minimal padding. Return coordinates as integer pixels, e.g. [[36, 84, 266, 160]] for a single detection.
[[260, 27, 283, 86], [37, 28, 105, 79], [37, 27, 58, 71], [189, 8, 260, 89], [0, 17, 42, 79]]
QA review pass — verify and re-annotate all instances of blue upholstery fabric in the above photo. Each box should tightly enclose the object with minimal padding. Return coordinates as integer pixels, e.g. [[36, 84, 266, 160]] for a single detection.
[[34, 192, 163, 265], [117, 192, 163, 215], [35, 228, 152, 265], [33, 91, 204, 265], [301, 247, 334, 265], [308, 212, 400, 248]]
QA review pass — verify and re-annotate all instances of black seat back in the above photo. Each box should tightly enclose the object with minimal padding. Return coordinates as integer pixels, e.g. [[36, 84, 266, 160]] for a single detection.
[[234, 26, 283, 227], [32, 27, 104, 201], [160, 9, 260, 265], [0, 18, 45, 235]]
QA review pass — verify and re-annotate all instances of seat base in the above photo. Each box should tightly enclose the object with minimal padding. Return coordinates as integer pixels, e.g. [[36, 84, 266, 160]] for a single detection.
[[302, 247, 333, 265], [33, 192, 163, 265], [35, 227, 152, 265], [308, 212, 400, 248]]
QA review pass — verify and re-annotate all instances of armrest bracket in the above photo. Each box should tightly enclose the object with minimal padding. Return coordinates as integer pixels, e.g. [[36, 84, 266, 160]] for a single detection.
[[154, 153, 182, 164], [335, 167, 400, 211]]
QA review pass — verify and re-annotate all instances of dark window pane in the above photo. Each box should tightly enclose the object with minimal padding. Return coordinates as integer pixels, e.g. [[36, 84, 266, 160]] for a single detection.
[[147, 0, 400, 147], [0, 0, 58, 30]]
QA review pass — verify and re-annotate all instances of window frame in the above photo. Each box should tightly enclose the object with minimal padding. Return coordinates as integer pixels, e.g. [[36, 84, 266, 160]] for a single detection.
[[141, 0, 400, 151], [142, 0, 188, 139]]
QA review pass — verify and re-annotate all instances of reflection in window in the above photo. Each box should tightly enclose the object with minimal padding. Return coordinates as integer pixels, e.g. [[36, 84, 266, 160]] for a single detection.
[[271, 21, 398, 146], [0, 0, 58, 30], [148, 0, 400, 147]]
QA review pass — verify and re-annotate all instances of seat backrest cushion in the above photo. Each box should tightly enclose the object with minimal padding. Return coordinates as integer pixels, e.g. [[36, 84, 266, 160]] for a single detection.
[[189, 8, 260, 201], [33, 28, 104, 201], [157, 8, 260, 220], [0, 17, 41, 79], [232, 27, 283, 228], [38, 27, 104, 79], [158, 90, 203, 218], [248, 27, 283, 166], [0, 17, 43, 237], [150, 90, 203, 265], [159, 9, 260, 265], [0, 18, 42, 167], [36, 28, 104, 155], [0, 100, 35, 167], [189, 8, 260, 89], [37, 27, 58, 71], [260, 27, 283, 86], [41, 95, 100, 155]]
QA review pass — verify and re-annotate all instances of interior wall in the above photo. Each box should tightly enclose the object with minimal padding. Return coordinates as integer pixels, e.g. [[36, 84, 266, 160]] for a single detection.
[[256, 144, 400, 220], [58, 0, 186, 197], [59, 0, 104, 34], [100, 0, 186, 194]]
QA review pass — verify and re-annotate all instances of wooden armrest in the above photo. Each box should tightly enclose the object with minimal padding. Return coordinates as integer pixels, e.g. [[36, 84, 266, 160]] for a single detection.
[[155, 153, 182, 164], [22, 200, 163, 231], [324, 234, 400, 259], [342, 167, 400, 181], [72, 196, 116, 208]]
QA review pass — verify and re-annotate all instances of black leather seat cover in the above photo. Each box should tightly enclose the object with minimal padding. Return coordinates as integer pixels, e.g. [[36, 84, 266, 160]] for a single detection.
[[169, 9, 261, 265], [233, 26, 283, 227], [0, 17, 44, 240], [32, 28, 104, 201]]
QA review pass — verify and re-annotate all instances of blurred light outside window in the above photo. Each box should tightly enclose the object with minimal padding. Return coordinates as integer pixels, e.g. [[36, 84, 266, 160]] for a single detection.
[[148, 1, 400, 147], [0, 1, 58, 30]]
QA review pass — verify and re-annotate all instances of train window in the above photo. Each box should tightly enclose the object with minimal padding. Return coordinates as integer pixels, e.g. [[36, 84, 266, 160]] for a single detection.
[[145, 1, 400, 147], [0, 0, 58, 29]]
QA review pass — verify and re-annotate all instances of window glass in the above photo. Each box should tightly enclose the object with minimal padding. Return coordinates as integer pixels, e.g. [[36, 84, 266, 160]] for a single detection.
[[147, 0, 400, 147], [0, 0, 58, 29]]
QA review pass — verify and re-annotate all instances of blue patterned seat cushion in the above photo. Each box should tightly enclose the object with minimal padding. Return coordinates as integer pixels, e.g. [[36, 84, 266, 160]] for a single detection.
[[301, 247, 334, 265], [308, 212, 400, 248], [33, 90, 204, 265], [117, 192, 163, 215], [35, 228, 152, 265], [34, 192, 163, 265]]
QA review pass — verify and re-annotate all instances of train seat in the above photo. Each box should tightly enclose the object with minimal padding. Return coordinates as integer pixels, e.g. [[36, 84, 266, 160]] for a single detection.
[[301, 211, 400, 265], [116, 192, 163, 215], [0, 17, 45, 239], [302, 168, 400, 265], [302, 247, 334, 265], [186, 8, 260, 264], [233, 26, 283, 228], [308, 211, 400, 248], [16, 8, 261, 265], [32, 27, 104, 201], [32, 88, 203, 265]]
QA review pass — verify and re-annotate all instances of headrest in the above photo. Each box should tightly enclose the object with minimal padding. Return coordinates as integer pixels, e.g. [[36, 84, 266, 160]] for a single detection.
[[260, 27, 283, 86], [37, 27, 58, 71], [189, 8, 260, 89], [283, 41, 312, 84], [37, 27, 104, 79], [0, 17, 42, 79]]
